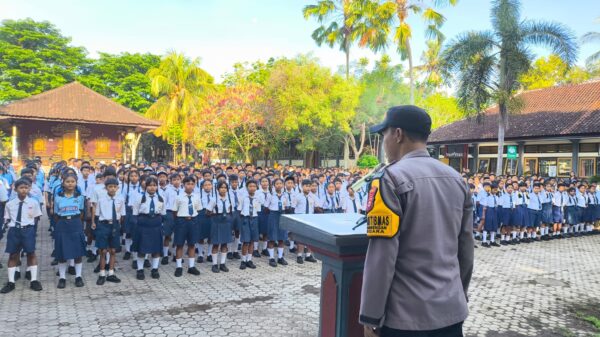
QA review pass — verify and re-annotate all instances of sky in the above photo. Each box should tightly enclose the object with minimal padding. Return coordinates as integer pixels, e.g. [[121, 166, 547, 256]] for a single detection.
[[1, 0, 599, 82]]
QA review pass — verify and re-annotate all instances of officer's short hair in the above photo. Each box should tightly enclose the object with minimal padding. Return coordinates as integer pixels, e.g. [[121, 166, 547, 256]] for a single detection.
[[403, 129, 429, 143]]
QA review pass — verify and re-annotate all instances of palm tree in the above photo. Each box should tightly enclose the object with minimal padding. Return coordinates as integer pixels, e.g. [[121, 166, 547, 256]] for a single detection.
[[146, 52, 214, 163], [375, 0, 458, 104], [582, 17, 600, 65], [442, 0, 577, 175], [302, 0, 388, 80], [414, 40, 447, 92]]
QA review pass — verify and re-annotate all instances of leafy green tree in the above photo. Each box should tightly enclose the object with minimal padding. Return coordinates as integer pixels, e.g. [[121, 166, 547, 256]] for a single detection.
[[415, 40, 448, 92], [78, 52, 161, 112], [0, 18, 87, 103], [520, 54, 592, 90], [372, 0, 458, 104], [221, 58, 275, 87], [146, 52, 215, 163], [265, 55, 360, 167], [416, 93, 464, 129], [442, 0, 577, 175]]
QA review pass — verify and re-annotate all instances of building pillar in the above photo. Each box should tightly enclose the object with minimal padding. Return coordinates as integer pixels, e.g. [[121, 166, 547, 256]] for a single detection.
[[74, 127, 80, 159], [517, 141, 525, 176], [433, 145, 441, 159], [11, 124, 18, 163], [462, 144, 468, 171], [472, 143, 479, 173], [571, 139, 580, 177]]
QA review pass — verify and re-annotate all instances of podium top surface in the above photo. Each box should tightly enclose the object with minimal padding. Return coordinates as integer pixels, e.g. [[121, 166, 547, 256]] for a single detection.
[[280, 213, 369, 255]]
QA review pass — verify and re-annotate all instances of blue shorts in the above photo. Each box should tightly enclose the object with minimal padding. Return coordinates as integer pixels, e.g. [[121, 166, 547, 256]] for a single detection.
[[552, 206, 563, 224], [528, 209, 542, 228], [174, 217, 199, 246], [94, 221, 121, 249], [163, 211, 176, 237], [541, 203, 553, 224], [267, 211, 287, 242], [240, 216, 259, 243], [258, 210, 269, 236], [5, 226, 36, 254], [576, 207, 585, 224], [499, 207, 513, 227]]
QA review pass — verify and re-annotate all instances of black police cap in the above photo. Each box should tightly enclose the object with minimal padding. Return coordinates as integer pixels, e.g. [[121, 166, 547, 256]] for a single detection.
[[370, 105, 432, 136]]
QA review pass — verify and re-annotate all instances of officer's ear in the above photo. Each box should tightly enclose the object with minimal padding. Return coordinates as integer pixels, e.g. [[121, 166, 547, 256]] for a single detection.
[[393, 128, 405, 144]]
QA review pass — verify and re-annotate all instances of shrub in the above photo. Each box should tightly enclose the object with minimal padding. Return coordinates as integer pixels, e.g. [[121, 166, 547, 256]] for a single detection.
[[357, 154, 379, 169]]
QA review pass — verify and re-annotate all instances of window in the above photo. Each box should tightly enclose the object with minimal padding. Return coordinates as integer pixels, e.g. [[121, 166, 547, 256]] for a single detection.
[[557, 159, 572, 176], [524, 145, 539, 153], [524, 158, 537, 175], [33, 138, 46, 152], [579, 158, 595, 177], [479, 146, 498, 155], [558, 144, 571, 153], [449, 158, 462, 172], [95, 137, 110, 154], [489, 158, 498, 173], [579, 143, 598, 153], [539, 145, 557, 153], [504, 159, 518, 175], [478, 159, 489, 173], [539, 159, 557, 177]]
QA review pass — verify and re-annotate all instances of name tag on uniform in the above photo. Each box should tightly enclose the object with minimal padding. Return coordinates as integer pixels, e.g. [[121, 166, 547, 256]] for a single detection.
[[365, 178, 400, 238]]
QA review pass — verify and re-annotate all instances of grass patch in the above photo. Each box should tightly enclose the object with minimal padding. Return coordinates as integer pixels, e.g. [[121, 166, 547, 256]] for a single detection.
[[576, 312, 600, 332]]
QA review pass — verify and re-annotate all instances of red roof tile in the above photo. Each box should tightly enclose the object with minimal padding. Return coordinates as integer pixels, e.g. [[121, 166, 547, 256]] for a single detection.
[[429, 81, 600, 144], [0, 82, 160, 130]]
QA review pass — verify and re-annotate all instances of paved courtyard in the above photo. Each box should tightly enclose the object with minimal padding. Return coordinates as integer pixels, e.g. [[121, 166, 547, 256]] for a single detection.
[[1, 217, 600, 337]]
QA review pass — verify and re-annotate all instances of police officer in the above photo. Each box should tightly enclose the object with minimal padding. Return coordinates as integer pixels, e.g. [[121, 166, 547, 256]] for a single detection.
[[360, 105, 474, 337]]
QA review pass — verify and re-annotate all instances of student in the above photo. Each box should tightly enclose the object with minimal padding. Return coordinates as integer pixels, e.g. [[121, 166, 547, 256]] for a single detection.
[[91, 178, 125, 285], [131, 176, 166, 280], [283, 176, 297, 251], [53, 173, 86, 288], [291, 179, 317, 264], [256, 177, 271, 257], [564, 187, 578, 237], [266, 178, 289, 267], [1, 178, 43, 293], [528, 183, 544, 242], [197, 179, 214, 263], [498, 183, 514, 245], [575, 184, 587, 237], [552, 183, 567, 238], [172, 176, 201, 277], [239, 179, 260, 270], [540, 183, 554, 240], [585, 185, 597, 234], [342, 186, 362, 214], [319, 182, 339, 214], [122, 170, 141, 261], [207, 181, 233, 273], [227, 175, 244, 260], [480, 182, 500, 247], [163, 173, 182, 265]]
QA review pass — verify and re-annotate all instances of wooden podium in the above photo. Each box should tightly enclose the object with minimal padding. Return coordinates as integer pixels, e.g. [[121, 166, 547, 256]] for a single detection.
[[280, 213, 369, 337]]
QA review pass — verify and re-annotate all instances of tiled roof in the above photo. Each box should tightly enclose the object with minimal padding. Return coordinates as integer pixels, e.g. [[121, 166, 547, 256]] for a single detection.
[[0, 82, 160, 130], [428, 81, 600, 144]]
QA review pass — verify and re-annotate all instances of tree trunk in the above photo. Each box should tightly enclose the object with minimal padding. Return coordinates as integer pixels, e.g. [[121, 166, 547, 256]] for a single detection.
[[172, 143, 178, 165], [343, 137, 350, 169], [496, 104, 507, 176], [407, 43, 415, 105], [130, 133, 142, 164], [345, 48, 350, 80], [181, 140, 187, 162]]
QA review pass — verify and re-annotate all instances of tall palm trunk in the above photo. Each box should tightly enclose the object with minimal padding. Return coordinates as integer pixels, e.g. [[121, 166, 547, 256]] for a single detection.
[[496, 103, 507, 176], [407, 42, 415, 104]]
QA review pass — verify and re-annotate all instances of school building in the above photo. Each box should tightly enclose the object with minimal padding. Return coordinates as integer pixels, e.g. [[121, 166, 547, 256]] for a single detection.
[[428, 80, 600, 178], [0, 82, 160, 166]]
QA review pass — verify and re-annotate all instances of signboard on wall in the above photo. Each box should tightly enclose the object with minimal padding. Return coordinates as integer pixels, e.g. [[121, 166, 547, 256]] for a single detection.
[[548, 166, 557, 177], [507, 145, 518, 159]]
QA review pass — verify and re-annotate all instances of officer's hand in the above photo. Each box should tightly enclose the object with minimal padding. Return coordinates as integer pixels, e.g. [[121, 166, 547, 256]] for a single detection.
[[364, 326, 380, 337]]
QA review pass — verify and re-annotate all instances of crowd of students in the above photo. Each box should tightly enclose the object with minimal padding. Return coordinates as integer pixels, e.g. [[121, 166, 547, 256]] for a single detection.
[[0, 158, 370, 293], [468, 173, 600, 248]]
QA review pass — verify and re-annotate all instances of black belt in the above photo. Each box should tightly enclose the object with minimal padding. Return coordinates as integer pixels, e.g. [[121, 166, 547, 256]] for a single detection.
[[58, 215, 79, 220], [179, 216, 195, 220], [99, 220, 117, 225], [139, 213, 160, 218]]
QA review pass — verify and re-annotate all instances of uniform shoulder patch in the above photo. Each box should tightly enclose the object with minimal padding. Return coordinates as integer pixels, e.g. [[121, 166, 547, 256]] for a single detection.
[[365, 177, 401, 238]]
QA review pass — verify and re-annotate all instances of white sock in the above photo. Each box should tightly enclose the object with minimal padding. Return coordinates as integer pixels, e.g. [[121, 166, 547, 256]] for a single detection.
[[176, 258, 182, 268], [228, 242, 234, 252], [163, 247, 169, 257], [253, 242, 259, 251], [151, 257, 159, 269], [512, 231, 517, 239], [188, 258, 195, 268], [106, 252, 110, 264], [268, 248, 275, 259], [212, 254, 218, 265], [520, 232, 525, 239], [501, 234, 506, 241], [532, 232, 537, 239], [125, 239, 132, 252], [220, 253, 226, 264], [241, 255, 247, 262], [527, 232, 531, 238], [136, 257, 144, 270], [490, 232, 496, 242], [482, 231, 488, 243], [8, 267, 16, 283], [289, 240, 295, 249], [100, 270, 106, 277], [203, 243, 209, 256], [59, 263, 67, 279], [306, 252, 311, 257], [29, 265, 38, 282], [91, 242, 97, 255], [247, 254, 252, 261], [108, 269, 114, 276], [74, 263, 82, 277], [68, 259, 75, 267], [277, 247, 284, 259]]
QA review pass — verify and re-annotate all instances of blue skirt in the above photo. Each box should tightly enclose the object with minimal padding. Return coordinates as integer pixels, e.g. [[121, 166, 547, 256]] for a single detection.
[[552, 206, 564, 224], [124, 206, 134, 234], [576, 207, 585, 224], [211, 214, 233, 245], [53, 218, 86, 260], [231, 211, 242, 231], [499, 207, 513, 227], [132, 214, 163, 254], [514, 205, 530, 228], [541, 203, 553, 224], [163, 211, 175, 237], [594, 204, 600, 221], [197, 210, 211, 241], [267, 211, 287, 242], [565, 206, 578, 225], [240, 216, 259, 243], [258, 210, 269, 236], [484, 207, 498, 232]]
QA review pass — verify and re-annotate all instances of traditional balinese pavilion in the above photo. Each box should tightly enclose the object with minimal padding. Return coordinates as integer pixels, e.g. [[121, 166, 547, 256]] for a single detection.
[[0, 82, 160, 165], [428, 81, 600, 178]]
